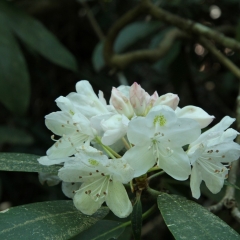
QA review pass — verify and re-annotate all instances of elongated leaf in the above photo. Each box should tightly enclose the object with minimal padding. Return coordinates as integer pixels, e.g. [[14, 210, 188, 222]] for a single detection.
[[0, 126, 33, 145], [0, 153, 60, 173], [92, 42, 105, 72], [74, 220, 125, 240], [114, 21, 162, 53], [0, 1, 78, 72], [0, 14, 30, 115], [0, 200, 108, 240], [131, 197, 142, 240], [150, 28, 181, 73], [158, 193, 240, 240]]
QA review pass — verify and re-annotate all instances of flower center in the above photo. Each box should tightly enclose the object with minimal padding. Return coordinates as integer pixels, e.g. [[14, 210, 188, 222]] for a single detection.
[[153, 115, 167, 126], [88, 158, 99, 166]]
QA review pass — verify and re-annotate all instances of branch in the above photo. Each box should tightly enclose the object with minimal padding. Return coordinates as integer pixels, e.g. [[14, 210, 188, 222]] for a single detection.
[[146, 1, 240, 52], [103, 0, 239, 70], [109, 28, 187, 69], [199, 37, 240, 79], [104, 2, 148, 67], [79, 1, 105, 41]]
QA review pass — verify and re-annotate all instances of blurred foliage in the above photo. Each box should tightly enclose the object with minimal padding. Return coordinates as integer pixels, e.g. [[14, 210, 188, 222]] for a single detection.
[[0, 0, 240, 239]]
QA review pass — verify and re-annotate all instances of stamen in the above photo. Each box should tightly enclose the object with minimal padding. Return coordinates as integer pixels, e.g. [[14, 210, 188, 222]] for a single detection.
[[51, 135, 58, 141]]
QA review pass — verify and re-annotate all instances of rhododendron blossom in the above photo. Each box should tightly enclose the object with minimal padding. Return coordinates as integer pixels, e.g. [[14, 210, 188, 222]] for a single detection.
[[39, 80, 240, 218]]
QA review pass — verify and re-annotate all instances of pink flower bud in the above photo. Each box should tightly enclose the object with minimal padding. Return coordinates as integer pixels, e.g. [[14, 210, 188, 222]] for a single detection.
[[144, 91, 159, 115], [110, 87, 134, 119], [154, 93, 179, 110], [129, 82, 150, 116]]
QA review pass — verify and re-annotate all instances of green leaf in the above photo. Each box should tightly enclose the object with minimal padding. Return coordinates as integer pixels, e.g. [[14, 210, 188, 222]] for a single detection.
[[0, 1, 78, 72], [114, 21, 162, 53], [73, 220, 125, 240], [0, 14, 30, 115], [92, 21, 162, 72], [0, 126, 33, 145], [131, 196, 142, 240], [158, 193, 240, 240], [0, 200, 109, 240], [150, 28, 181, 72], [92, 42, 105, 72], [0, 153, 60, 173]]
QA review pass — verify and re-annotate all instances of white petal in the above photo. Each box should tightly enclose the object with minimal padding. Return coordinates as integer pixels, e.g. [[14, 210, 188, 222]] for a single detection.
[[207, 128, 239, 146], [38, 156, 68, 166], [75, 80, 108, 116], [106, 180, 132, 218], [157, 146, 191, 180], [108, 159, 134, 183], [176, 106, 214, 128], [190, 163, 202, 199], [62, 182, 81, 198], [45, 112, 76, 136], [127, 117, 154, 146], [200, 162, 226, 194], [146, 105, 177, 128], [73, 188, 104, 215], [191, 116, 235, 146], [47, 132, 91, 159], [123, 145, 155, 177], [187, 143, 205, 164], [38, 172, 60, 186], [90, 113, 114, 136], [205, 142, 240, 163], [55, 96, 76, 115], [101, 114, 129, 145], [163, 118, 201, 147], [58, 166, 84, 182]]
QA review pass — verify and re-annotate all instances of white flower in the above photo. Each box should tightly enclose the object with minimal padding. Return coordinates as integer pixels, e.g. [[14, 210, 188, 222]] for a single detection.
[[66, 80, 111, 119], [45, 96, 97, 159], [58, 148, 134, 218], [187, 116, 240, 199], [123, 105, 201, 180], [101, 114, 129, 146], [176, 106, 214, 129]]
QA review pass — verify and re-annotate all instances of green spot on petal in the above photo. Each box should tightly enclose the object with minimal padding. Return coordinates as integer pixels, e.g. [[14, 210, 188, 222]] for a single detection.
[[153, 115, 167, 126], [69, 110, 74, 115], [88, 158, 99, 166]]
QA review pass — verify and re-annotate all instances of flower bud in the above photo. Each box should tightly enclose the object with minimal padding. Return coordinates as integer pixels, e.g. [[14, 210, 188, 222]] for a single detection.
[[110, 87, 134, 119], [154, 93, 179, 110], [129, 82, 150, 116], [144, 91, 158, 115]]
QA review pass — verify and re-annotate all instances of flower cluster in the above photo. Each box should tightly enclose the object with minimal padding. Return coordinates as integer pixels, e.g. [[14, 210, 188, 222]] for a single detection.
[[39, 80, 240, 217]]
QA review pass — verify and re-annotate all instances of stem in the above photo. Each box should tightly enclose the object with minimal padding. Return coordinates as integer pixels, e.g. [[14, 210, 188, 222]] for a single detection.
[[148, 171, 165, 181], [95, 136, 121, 158], [122, 137, 131, 150], [130, 180, 134, 193], [147, 166, 161, 173], [103, 144, 122, 158], [103, 204, 157, 235], [147, 187, 161, 198]]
